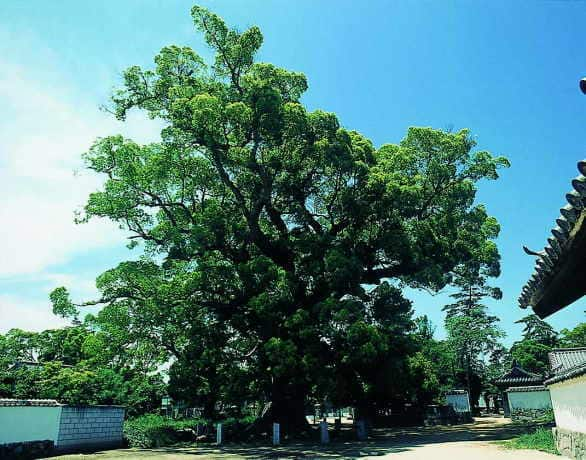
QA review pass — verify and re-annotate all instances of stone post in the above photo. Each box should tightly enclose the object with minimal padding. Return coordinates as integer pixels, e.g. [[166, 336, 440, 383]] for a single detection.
[[272, 422, 280, 445], [356, 419, 367, 441], [216, 423, 223, 445], [320, 421, 329, 444]]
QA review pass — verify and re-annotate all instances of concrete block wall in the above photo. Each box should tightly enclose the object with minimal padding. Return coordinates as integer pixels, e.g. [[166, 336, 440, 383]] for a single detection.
[[56, 406, 125, 452]]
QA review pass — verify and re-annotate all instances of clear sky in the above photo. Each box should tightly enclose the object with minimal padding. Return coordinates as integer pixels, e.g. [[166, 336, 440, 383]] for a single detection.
[[0, 0, 585, 344]]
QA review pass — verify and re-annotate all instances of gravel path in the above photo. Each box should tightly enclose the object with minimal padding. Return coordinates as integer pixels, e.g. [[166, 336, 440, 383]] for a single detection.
[[51, 417, 558, 459]]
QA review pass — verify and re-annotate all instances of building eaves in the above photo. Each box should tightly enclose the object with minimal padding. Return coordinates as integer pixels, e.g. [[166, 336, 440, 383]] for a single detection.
[[545, 362, 586, 386], [519, 160, 586, 318]]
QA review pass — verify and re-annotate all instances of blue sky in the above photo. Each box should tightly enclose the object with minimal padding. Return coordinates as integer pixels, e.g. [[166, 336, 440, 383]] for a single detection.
[[0, 0, 584, 343]]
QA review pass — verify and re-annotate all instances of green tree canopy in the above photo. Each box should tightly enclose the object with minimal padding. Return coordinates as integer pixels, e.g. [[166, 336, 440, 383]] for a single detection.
[[559, 322, 586, 348], [51, 5, 508, 430], [510, 314, 558, 375]]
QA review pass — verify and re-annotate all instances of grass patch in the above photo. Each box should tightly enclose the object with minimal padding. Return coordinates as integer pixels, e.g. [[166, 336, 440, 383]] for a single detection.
[[498, 427, 559, 455]]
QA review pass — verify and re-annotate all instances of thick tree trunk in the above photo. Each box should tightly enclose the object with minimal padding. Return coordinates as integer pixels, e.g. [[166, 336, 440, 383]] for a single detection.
[[465, 354, 473, 412], [203, 394, 218, 420], [354, 402, 377, 427], [267, 380, 311, 436], [243, 381, 311, 439]]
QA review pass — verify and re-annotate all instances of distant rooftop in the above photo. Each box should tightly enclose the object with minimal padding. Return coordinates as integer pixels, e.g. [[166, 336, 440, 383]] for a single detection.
[[8, 360, 73, 370], [494, 361, 543, 387], [505, 385, 547, 392], [0, 399, 62, 407], [445, 390, 468, 395]]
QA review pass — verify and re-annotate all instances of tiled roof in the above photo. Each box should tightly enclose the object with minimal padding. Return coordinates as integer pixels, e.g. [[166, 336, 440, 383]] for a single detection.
[[518, 159, 586, 313], [505, 385, 547, 392], [545, 348, 586, 385], [494, 362, 543, 387], [0, 399, 62, 407], [548, 347, 586, 373]]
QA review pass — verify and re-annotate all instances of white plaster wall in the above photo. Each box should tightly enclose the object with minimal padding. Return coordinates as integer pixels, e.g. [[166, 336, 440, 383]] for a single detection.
[[508, 390, 552, 411], [0, 406, 62, 444], [549, 374, 586, 434], [446, 393, 470, 413]]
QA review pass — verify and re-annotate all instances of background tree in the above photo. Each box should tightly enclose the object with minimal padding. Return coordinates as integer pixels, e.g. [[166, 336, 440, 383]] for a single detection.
[[411, 315, 457, 402], [443, 255, 505, 409], [0, 326, 165, 415], [51, 5, 508, 431], [510, 314, 558, 375], [559, 322, 586, 348]]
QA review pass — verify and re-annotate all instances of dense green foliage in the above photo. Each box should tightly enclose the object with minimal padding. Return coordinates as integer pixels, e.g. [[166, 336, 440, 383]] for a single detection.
[[0, 327, 164, 415], [48, 5, 509, 429], [511, 315, 559, 375], [559, 322, 586, 348]]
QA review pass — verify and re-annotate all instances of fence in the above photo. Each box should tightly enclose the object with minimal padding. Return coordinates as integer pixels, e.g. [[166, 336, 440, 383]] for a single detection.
[[0, 399, 125, 455]]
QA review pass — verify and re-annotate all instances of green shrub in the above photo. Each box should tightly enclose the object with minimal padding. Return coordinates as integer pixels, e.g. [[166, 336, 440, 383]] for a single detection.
[[219, 415, 258, 439], [124, 414, 207, 448], [124, 414, 259, 447]]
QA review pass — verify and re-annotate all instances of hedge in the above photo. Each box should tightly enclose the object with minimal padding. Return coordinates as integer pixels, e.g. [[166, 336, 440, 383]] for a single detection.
[[123, 414, 258, 448], [124, 414, 207, 448]]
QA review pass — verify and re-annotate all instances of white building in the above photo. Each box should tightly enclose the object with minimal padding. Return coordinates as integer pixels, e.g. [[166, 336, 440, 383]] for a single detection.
[[505, 385, 551, 420], [545, 348, 586, 459], [518, 160, 586, 459]]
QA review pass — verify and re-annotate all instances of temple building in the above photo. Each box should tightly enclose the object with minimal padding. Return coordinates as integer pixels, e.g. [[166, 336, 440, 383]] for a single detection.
[[494, 361, 545, 417], [519, 160, 586, 459]]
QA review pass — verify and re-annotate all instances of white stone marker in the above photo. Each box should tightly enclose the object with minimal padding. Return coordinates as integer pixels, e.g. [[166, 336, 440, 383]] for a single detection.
[[272, 422, 280, 445], [320, 421, 329, 444], [216, 423, 223, 444]]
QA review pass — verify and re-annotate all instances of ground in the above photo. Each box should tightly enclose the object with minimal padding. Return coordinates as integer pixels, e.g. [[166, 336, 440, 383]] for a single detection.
[[53, 417, 558, 459]]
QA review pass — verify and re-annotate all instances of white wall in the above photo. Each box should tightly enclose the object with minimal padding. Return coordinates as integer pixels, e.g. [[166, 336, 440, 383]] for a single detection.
[[446, 393, 470, 413], [549, 374, 586, 434], [508, 389, 552, 411], [0, 406, 62, 444]]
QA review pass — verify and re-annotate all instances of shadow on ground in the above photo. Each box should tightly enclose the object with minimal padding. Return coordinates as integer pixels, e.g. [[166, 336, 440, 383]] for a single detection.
[[76, 417, 545, 459]]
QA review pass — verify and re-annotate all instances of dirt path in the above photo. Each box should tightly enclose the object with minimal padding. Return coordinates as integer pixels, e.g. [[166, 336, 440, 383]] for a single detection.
[[51, 417, 558, 459]]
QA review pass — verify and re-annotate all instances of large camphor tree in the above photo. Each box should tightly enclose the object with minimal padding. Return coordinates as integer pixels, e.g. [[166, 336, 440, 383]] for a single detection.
[[52, 5, 508, 431]]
